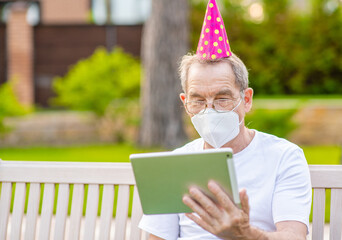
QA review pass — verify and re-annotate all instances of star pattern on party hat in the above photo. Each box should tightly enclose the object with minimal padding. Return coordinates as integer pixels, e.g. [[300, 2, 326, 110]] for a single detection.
[[196, 0, 232, 60]]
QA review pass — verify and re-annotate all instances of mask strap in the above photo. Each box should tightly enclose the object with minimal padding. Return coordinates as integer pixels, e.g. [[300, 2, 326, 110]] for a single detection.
[[231, 99, 242, 112], [232, 99, 244, 125]]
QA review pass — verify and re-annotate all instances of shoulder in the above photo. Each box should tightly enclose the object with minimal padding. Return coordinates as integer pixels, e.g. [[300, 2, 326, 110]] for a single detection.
[[173, 138, 204, 153], [255, 131, 309, 177], [252, 130, 307, 171], [255, 130, 303, 155]]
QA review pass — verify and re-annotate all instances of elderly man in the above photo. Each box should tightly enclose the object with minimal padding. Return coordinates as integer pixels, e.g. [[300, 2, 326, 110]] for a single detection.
[[139, 0, 312, 239]]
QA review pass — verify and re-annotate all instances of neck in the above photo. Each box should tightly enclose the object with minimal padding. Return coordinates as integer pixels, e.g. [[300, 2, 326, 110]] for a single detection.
[[204, 126, 255, 154]]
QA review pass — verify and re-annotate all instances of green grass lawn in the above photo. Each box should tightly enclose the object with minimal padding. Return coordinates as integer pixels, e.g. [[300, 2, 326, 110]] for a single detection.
[[0, 144, 340, 221], [1, 144, 340, 163], [0, 144, 163, 162], [253, 95, 342, 110], [302, 146, 341, 165]]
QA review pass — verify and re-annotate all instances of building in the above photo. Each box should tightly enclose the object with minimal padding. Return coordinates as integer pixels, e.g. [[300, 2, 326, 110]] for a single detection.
[[0, 0, 150, 106]]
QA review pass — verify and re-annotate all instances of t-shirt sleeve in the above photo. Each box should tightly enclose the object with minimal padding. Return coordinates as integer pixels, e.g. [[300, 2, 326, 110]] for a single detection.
[[139, 213, 180, 239], [272, 147, 312, 232]]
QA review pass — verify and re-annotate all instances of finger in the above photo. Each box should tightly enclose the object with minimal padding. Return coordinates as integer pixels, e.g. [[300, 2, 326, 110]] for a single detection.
[[208, 180, 236, 212], [185, 212, 213, 233], [239, 188, 250, 215], [182, 194, 214, 224], [188, 187, 222, 218]]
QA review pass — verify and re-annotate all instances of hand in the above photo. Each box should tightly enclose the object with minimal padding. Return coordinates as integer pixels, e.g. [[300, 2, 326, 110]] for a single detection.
[[182, 180, 254, 240]]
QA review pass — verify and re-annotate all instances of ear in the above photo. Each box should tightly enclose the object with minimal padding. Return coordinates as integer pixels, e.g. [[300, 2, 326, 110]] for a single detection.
[[180, 93, 186, 105], [180, 93, 193, 117], [243, 88, 253, 113]]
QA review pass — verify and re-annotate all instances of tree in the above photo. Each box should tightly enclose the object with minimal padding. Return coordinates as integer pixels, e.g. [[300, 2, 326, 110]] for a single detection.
[[139, 0, 189, 149]]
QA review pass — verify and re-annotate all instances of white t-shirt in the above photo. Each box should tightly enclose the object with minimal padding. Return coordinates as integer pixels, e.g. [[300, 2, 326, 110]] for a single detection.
[[139, 130, 312, 240]]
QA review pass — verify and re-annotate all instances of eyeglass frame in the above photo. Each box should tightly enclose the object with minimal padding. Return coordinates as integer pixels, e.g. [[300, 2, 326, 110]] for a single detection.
[[184, 91, 245, 115]]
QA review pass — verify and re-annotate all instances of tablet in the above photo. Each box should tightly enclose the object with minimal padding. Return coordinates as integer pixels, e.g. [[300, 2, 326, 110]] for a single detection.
[[130, 148, 240, 214]]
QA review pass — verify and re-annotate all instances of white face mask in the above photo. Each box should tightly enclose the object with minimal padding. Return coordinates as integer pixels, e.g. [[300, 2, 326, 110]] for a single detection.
[[191, 100, 243, 149]]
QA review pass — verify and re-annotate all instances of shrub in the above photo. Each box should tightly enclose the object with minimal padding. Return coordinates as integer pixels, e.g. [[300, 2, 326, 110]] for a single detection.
[[0, 82, 29, 133], [52, 47, 141, 115], [99, 98, 141, 143], [245, 108, 298, 138]]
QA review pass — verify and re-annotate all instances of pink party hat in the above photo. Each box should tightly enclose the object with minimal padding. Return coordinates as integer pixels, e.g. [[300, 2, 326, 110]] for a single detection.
[[196, 0, 232, 60]]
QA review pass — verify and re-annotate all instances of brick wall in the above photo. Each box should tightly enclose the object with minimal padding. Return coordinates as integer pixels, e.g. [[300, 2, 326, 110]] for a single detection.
[[34, 25, 142, 106], [7, 3, 34, 106], [116, 25, 143, 57], [41, 0, 90, 24]]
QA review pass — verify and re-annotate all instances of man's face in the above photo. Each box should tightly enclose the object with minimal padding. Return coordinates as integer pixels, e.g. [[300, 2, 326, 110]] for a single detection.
[[180, 61, 243, 116]]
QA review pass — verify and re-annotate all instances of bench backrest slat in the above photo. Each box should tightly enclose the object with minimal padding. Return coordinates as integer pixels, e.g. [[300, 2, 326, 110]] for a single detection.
[[11, 182, 26, 240], [84, 184, 100, 240], [24, 183, 40, 240], [99, 184, 115, 240], [311, 188, 325, 240], [0, 182, 12, 240], [38, 183, 55, 240], [54, 183, 69, 240], [68, 183, 85, 240], [330, 189, 342, 239], [131, 187, 144, 240], [115, 185, 130, 239]]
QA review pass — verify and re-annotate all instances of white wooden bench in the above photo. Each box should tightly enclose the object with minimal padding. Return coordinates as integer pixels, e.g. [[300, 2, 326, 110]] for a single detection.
[[0, 161, 341, 240], [0, 161, 147, 240]]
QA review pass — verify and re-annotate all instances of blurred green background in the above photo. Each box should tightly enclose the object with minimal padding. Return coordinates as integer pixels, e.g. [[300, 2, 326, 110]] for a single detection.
[[191, 0, 342, 95]]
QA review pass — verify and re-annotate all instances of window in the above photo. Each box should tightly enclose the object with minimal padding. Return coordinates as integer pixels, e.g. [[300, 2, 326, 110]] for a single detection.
[[0, 3, 10, 24], [92, 0, 151, 25], [0, 2, 40, 26]]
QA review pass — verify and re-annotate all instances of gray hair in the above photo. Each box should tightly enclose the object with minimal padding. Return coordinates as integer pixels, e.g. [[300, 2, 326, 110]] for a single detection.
[[178, 53, 249, 93]]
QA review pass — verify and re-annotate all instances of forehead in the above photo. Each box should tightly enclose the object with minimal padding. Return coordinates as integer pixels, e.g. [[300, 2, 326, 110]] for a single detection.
[[187, 61, 239, 96]]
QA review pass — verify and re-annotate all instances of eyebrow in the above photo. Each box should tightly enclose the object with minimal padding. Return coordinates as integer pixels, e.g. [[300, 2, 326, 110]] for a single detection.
[[215, 89, 233, 97], [188, 88, 235, 99], [188, 92, 203, 98]]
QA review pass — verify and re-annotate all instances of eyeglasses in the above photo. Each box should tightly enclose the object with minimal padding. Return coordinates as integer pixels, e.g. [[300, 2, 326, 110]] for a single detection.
[[185, 98, 240, 115]]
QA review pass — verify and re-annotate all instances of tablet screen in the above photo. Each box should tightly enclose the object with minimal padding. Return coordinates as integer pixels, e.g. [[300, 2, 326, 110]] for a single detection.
[[130, 148, 239, 214]]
